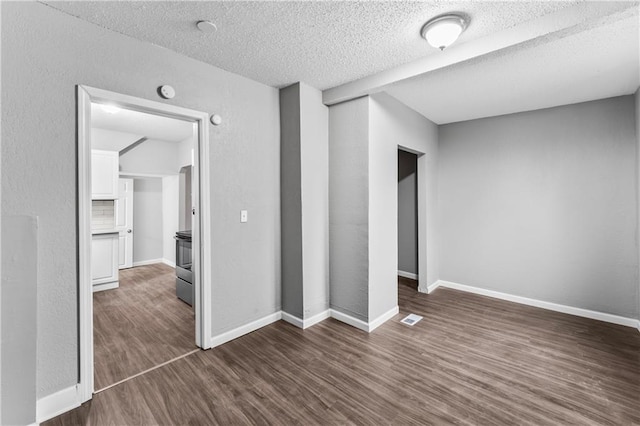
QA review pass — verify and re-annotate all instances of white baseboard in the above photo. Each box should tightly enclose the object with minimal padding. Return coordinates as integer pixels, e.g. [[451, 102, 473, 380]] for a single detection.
[[37, 385, 80, 423], [368, 306, 400, 332], [305, 309, 332, 328], [210, 311, 282, 348], [281, 311, 304, 328], [92, 281, 119, 293], [330, 306, 399, 332], [132, 258, 164, 267], [162, 258, 176, 268], [398, 270, 418, 280], [281, 309, 332, 330], [330, 309, 370, 332], [212, 306, 397, 350], [437, 280, 639, 329], [422, 280, 441, 294]]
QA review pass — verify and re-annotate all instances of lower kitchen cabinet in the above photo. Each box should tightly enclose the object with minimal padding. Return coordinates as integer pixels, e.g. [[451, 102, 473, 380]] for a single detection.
[[92, 232, 119, 292]]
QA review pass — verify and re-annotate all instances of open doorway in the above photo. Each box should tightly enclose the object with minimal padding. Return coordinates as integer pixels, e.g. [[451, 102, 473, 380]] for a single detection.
[[398, 149, 419, 290], [90, 104, 198, 391], [77, 86, 212, 402]]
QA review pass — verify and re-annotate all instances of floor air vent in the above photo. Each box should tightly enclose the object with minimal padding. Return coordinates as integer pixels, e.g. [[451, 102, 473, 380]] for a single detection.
[[400, 314, 423, 326]]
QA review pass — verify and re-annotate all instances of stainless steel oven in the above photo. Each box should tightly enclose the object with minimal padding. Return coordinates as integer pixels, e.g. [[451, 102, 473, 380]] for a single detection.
[[175, 230, 193, 306]]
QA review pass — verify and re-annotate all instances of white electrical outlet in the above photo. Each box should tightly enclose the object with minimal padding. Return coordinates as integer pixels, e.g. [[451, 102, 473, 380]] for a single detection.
[[240, 210, 248, 223]]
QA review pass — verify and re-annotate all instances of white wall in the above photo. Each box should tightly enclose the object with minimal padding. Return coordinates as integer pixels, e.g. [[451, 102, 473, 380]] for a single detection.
[[121, 136, 189, 265], [299, 83, 330, 318], [1, 2, 280, 399], [162, 175, 180, 266], [439, 96, 638, 319], [178, 136, 194, 170], [120, 139, 182, 176], [369, 93, 439, 316], [132, 178, 163, 263], [368, 98, 399, 320]]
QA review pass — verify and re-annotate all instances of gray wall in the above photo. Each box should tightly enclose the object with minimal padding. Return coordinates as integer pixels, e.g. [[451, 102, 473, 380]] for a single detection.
[[439, 96, 639, 318], [1, 2, 280, 399], [133, 178, 164, 263], [329, 97, 370, 321], [398, 150, 418, 275], [1, 217, 37, 425], [280, 84, 304, 317], [636, 89, 640, 321]]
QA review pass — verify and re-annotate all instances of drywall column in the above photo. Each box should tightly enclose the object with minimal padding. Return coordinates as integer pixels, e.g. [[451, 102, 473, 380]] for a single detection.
[[1, 216, 37, 425], [280, 82, 329, 323], [329, 97, 371, 322], [329, 94, 438, 327]]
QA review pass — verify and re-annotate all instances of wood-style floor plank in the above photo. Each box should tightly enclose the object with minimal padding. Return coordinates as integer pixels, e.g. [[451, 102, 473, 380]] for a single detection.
[[46, 277, 640, 425], [93, 263, 196, 390]]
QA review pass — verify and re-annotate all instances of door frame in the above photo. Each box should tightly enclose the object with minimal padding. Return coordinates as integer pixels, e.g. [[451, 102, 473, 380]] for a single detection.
[[77, 85, 212, 403], [397, 145, 429, 292]]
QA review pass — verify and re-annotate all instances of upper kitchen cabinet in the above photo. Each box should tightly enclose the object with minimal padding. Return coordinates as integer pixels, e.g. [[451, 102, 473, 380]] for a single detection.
[[92, 150, 119, 200]]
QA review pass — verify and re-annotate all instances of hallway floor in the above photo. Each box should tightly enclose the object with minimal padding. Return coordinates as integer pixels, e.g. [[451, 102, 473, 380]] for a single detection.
[[93, 263, 196, 391], [47, 277, 639, 424]]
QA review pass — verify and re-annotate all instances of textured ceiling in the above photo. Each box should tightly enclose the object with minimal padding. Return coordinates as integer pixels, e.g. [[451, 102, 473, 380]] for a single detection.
[[385, 13, 640, 124], [44, 1, 580, 90], [91, 102, 194, 142]]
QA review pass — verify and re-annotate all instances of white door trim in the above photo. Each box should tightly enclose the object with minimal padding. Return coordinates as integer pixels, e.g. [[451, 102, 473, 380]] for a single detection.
[[77, 85, 213, 404]]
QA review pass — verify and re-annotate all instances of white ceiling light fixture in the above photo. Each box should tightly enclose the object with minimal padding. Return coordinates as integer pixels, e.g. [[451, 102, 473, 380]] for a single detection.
[[421, 14, 468, 51], [100, 104, 120, 114]]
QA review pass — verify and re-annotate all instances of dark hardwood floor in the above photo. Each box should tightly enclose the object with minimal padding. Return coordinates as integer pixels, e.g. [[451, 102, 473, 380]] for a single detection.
[[93, 263, 196, 390], [47, 277, 639, 425]]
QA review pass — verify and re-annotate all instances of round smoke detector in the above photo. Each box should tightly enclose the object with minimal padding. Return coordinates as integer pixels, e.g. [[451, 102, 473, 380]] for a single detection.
[[196, 20, 217, 33]]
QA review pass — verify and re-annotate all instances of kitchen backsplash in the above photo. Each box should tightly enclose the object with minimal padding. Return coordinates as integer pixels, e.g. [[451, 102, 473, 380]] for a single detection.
[[92, 200, 115, 230]]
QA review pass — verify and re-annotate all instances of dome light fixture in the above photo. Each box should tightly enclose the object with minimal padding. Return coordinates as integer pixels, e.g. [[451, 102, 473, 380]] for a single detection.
[[421, 14, 468, 51]]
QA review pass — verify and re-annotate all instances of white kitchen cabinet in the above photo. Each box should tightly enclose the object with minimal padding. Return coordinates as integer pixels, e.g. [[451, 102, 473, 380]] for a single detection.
[[91, 150, 119, 200], [91, 232, 119, 292]]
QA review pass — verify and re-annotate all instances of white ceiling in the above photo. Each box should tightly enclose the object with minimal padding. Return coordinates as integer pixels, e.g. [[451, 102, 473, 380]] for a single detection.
[[52, 1, 639, 124], [386, 13, 640, 124], [91, 102, 194, 143], [45, 1, 581, 90]]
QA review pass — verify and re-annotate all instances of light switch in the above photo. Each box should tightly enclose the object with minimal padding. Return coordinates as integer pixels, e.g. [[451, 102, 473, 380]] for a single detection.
[[240, 210, 248, 223]]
